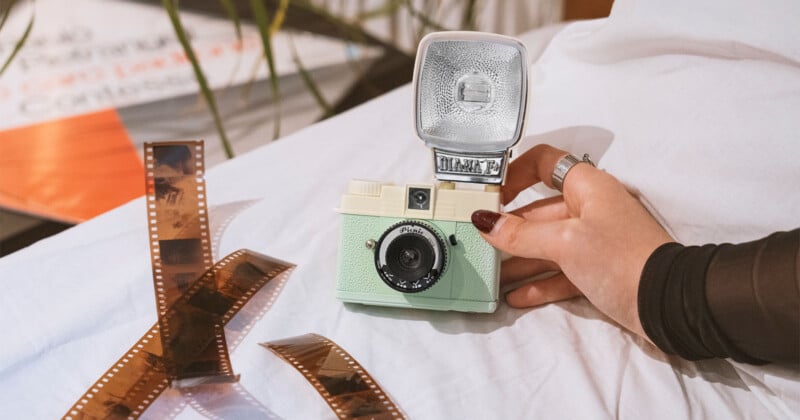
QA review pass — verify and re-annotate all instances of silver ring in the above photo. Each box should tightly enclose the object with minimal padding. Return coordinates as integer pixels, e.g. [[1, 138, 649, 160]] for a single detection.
[[551, 153, 595, 192]]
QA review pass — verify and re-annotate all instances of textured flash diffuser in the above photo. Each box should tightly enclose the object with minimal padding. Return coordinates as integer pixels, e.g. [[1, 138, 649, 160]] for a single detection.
[[414, 32, 528, 153]]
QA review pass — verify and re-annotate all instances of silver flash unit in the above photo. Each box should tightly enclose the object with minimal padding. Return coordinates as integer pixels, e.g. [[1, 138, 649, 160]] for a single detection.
[[413, 31, 529, 184]]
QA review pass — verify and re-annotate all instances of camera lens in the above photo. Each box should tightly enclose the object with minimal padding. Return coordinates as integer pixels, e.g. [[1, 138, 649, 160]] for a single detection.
[[387, 235, 432, 279], [375, 221, 446, 293]]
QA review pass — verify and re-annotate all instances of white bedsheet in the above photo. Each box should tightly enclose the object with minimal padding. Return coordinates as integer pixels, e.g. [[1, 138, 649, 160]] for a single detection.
[[1, 0, 799, 418]]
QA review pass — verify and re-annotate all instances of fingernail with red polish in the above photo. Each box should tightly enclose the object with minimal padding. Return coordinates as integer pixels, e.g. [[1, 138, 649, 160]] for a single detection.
[[471, 210, 501, 234]]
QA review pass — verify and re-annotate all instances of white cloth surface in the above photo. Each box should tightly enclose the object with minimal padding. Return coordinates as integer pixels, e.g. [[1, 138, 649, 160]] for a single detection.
[[2, 0, 799, 418]]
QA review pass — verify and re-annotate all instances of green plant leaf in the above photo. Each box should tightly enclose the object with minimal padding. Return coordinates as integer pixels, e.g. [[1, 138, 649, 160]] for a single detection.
[[268, 0, 287, 35], [249, 0, 282, 141], [138, 0, 435, 139], [217, 0, 247, 97], [134, 0, 412, 57], [163, 0, 235, 159], [0, 8, 33, 78], [218, 0, 242, 41], [405, 0, 449, 33], [0, 0, 21, 34], [280, 0, 408, 57], [288, 33, 332, 119]]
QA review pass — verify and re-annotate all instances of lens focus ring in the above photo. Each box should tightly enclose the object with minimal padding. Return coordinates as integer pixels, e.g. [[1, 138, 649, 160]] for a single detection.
[[374, 221, 447, 293]]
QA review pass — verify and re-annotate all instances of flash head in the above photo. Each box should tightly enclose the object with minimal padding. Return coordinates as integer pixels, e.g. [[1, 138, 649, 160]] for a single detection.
[[413, 31, 528, 184]]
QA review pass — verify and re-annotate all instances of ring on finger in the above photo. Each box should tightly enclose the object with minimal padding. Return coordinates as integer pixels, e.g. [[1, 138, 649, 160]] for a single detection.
[[551, 153, 595, 192]]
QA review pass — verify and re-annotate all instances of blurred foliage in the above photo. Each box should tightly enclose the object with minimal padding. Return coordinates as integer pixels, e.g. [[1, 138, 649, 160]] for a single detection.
[[150, 0, 480, 158], [1, 0, 487, 159], [0, 0, 34, 77]]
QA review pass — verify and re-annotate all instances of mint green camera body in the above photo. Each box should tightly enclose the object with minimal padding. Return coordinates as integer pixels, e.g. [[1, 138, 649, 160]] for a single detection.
[[335, 181, 501, 313]]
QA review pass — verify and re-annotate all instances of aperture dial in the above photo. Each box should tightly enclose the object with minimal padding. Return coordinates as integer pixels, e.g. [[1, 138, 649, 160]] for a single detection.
[[374, 221, 447, 293]]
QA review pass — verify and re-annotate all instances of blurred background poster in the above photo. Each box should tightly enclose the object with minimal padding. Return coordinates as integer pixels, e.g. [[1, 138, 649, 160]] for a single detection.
[[0, 0, 605, 254], [0, 0, 366, 225]]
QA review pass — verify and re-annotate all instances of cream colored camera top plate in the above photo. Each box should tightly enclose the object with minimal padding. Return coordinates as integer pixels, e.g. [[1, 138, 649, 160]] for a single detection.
[[338, 180, 500, 223]]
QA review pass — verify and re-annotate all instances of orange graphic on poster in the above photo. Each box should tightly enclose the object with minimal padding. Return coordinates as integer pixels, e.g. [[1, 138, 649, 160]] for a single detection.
[[0, 109, 144, 223]]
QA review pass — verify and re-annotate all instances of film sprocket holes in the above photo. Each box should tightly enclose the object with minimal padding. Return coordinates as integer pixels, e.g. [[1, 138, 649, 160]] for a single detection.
[[336, 32, 528, 313], [67, 141, 404, 420]]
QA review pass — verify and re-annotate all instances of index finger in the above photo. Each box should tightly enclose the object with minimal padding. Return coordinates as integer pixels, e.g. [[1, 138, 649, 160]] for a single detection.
[[502, 144, 566, 205], [503, 144, 606, 211]]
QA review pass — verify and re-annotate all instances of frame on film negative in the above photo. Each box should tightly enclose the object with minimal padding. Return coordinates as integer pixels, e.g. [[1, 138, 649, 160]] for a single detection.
[[64, 141, 405, 420]]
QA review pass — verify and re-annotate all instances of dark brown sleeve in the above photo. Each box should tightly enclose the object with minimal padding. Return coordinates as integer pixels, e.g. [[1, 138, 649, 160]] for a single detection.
[[638, 229, 800, 364]]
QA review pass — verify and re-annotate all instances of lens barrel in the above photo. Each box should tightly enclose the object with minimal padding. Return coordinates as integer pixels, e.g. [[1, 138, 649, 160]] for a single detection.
[[375, 221, 446, 293]]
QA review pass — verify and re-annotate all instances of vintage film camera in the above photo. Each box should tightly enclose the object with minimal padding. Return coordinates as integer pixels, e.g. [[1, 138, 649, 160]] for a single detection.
[[336, 32, 528, 312]]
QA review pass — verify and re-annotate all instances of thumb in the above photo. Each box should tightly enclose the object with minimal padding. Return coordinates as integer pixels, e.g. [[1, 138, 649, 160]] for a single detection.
[[471, 210, 566, 261]]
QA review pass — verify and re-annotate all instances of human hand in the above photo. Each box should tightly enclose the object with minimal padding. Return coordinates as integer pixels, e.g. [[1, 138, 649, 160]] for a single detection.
[[471, 144, 673, 339]]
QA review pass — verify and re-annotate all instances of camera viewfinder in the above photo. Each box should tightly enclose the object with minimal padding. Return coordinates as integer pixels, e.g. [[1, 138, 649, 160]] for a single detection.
[[408, 188, 431, 210]]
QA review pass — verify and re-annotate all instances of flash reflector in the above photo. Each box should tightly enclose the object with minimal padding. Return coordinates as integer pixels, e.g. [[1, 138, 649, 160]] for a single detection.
[[413, 31, 528, 184]]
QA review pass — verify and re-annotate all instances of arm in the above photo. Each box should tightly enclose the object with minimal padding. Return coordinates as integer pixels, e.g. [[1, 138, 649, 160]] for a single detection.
[[640, 230, 800, 364]]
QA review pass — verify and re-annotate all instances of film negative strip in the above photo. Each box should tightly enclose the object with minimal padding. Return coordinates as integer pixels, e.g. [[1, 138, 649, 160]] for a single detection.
[[63, 249, 294, 419], [65, 140, 405, 419], [145, 141, 230, 383], [264, 334, 405, 419]]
